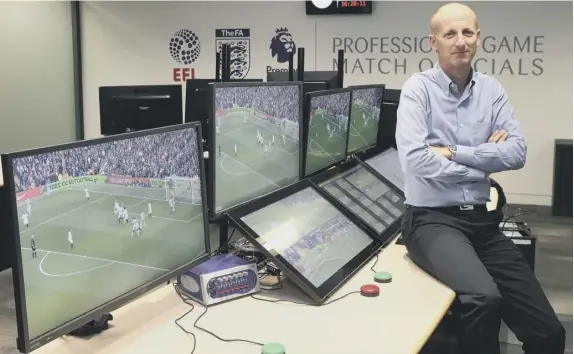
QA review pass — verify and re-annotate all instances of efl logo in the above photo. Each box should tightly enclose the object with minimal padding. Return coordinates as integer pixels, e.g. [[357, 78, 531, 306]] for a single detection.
[[267, 27, 297, 74], [169, 29, 201, 82]]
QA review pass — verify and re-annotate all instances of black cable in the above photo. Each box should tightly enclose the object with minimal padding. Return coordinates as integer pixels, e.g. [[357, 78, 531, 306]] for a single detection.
[[173, 283, 265, 353], [173, 284, 198, 354], [370, 253, 379, 273], [501, 207, 530, 231]]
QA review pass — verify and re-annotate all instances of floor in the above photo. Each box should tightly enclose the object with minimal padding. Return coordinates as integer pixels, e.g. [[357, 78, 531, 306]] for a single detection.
[[0, 209, 571, 353]]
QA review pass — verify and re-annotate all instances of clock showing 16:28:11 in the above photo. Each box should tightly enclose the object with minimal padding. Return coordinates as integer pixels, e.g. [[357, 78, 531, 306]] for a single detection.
[[306, 0, 373, 15]]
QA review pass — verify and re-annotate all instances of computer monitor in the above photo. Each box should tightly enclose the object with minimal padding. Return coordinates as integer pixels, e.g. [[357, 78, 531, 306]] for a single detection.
[[313, 159, 405, 244], [99, 85, 183, 136], [267, 71, 341, 94], [364, 148, 404, 192], [184, 78, 264, 136], [347, 85, 385, 155], [378, 88, 401, 151], [227, 179, 382, 303], [209, 81, 303, 219], [301, 88, 351, 178], [0, 123, 210, 353]]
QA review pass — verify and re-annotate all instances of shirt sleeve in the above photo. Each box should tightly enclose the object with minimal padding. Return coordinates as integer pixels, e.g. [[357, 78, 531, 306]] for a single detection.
[[395, 75, 487, 183], [453, 79, 527, 173]]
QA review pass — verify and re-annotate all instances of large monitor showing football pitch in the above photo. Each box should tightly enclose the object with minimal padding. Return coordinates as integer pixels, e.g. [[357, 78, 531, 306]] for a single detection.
[[303, 89, 351, 177], [347, 85, 384, 154], [228, 180, 382, 303], [0, 123, 210, 353], [210, 82, 303, 218], [316, 162, 405, 245]]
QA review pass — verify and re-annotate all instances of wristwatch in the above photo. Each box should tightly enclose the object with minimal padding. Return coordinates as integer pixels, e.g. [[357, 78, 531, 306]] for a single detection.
[[448, 145, 457, 160]]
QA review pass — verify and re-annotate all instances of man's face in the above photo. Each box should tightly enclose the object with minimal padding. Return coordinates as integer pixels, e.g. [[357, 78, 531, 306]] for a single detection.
[[430, 15, 480, 70]]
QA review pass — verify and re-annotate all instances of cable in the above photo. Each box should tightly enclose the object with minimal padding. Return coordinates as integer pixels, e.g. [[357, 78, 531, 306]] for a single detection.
[[210, 227, 236, 257], [173, 283, 264, 353], [370, 253, 379, 273], [501, 206, 530, 231]]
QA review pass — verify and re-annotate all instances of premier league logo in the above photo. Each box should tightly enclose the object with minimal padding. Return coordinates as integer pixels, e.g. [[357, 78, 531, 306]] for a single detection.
[[215, 28, 251, 79], [269, 27, 297, 64]]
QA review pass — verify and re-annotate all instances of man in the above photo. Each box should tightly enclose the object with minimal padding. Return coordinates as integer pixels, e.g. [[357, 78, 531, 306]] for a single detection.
[[396, 3, 564, 354]]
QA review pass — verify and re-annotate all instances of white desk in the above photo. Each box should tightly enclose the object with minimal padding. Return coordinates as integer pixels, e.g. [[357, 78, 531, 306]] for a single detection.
[[32, 240, 455, 354]]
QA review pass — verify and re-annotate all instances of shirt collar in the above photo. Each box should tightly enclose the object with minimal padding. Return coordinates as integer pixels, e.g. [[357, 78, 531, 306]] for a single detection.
[[433, 62, 476, 94]]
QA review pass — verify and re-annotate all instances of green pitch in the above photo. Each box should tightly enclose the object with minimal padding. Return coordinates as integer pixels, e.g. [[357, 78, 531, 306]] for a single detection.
[[17, 182, 206, 339], [305, 111, 348, 176], [347, 103, 380, 154], [214, 112, 299, 213]]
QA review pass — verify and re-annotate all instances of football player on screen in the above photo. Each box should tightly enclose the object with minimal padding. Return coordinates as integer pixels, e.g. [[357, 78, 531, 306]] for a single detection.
[[68, 229, 74, 249], [26, 198, 32, 216], [21, 213, 29, 228], [31, 235, 37, 259], [84, 185, 90, 200], [148, 201, 153, 218]]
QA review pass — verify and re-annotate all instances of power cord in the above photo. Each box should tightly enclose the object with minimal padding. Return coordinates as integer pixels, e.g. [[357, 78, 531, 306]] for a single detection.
[[210, 227, 236, 257], [501, 206, 530, 231], [173, 280, 364, 352]]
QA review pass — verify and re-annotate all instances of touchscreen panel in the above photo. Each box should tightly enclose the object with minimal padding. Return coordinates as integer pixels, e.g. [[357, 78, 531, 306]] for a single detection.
[[240, 187, 373, 288], [319, 165, 405, 234]]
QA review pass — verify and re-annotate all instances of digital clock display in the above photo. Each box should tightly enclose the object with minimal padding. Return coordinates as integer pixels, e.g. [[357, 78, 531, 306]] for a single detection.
[[306, 0, 373, 15]]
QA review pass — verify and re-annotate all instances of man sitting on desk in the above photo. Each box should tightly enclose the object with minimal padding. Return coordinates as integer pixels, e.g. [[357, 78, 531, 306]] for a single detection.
[[396, 3, 565, 354]]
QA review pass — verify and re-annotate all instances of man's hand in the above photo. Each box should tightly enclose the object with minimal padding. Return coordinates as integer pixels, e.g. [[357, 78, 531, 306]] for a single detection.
[[488, 130, 508, 143], [428, 146, 452, 159]]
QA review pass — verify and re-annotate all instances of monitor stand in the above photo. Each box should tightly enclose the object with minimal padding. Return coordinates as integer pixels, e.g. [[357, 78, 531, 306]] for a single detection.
[[68, 313, 113, 337]]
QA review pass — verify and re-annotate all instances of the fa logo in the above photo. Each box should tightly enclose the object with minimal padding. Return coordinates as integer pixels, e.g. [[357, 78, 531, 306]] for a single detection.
[[215, 28, 251, 79]]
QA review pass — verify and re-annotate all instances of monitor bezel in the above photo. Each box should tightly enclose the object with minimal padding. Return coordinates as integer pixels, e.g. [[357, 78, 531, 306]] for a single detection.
[[0, 122, 211, 353], [226, 178, 383, 303], [300, 88, 353, 179], [310, 157, 405, 248], [346, 84, 386, 157], [208, 81, 304, 220]]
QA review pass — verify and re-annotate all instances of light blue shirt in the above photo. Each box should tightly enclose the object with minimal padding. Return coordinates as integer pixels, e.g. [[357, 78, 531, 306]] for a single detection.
[[395, 65, 527, 207]]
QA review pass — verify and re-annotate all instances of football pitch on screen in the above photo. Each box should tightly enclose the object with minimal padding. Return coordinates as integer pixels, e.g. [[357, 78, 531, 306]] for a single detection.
[[214, 111, 299, 212], [17, 182, 205, 339], [306, 111, 348, 175], [347, 104, 380, 153]]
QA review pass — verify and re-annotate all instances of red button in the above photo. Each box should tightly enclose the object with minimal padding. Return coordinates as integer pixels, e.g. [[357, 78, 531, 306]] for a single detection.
[[360, 284, 380, 296]]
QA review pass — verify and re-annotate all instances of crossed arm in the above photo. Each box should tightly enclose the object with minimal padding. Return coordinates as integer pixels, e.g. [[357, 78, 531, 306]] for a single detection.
[[396, 76, 526, 182]]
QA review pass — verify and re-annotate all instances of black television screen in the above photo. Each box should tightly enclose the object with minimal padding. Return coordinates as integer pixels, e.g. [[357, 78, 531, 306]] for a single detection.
[[0, 123, 210, 353], [303, 89, 351, 177], [347, 85, 384, 154], [267, 71, 341, 94], [184, 78, 263, 143], [210, 82, 303, 218], [228, 180, 382, 303], [99, 85, 183, 136]]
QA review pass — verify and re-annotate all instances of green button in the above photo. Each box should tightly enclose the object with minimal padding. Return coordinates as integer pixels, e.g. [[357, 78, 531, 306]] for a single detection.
[[262, 342, 286, 354], [374, 271, 392, 283]]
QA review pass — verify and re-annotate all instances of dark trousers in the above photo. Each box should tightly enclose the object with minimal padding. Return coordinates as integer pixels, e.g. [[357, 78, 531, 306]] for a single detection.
[[401, 206, 565, 354]]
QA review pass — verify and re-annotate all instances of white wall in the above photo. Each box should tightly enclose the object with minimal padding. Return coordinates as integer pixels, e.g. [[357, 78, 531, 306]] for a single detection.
[[80, 1, 573, 206], [0, 1, 77, 153]]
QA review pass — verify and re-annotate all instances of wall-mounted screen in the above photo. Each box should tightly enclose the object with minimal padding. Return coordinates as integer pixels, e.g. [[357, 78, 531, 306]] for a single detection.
[[211, 82, 302, 218], [347, 85, 384, 154], [1, 123, 210, 353], [303, 89, 351, 177], [228, 180, 382, 303]]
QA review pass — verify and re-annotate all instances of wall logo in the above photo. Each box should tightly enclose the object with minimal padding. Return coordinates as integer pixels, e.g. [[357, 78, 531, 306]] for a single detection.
[[216, 28, 251, 79], [267, 27, 297, 73], [169, 29, 201, 82]]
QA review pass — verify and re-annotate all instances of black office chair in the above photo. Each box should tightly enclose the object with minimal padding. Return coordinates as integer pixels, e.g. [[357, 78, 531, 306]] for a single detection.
[[418, 179, 506, 354]]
